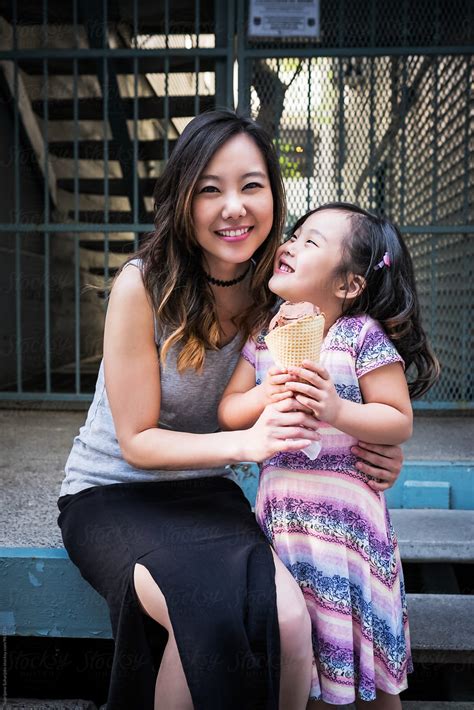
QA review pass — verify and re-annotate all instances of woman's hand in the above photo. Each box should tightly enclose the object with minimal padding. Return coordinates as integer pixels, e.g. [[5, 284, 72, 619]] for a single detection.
[[351, 442, 404, 492], [243, 397, 321, 463], [285, 360, 342, 425]]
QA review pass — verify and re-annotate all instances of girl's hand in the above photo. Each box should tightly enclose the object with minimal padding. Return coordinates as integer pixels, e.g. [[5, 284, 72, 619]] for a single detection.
[[261, 366, 297, 405], [351, 442, 404, 492], [285, 360, 342, 425], [244, 397, 321, 463]]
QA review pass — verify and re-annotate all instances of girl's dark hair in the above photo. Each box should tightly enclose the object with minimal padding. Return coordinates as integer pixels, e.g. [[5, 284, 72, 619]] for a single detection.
[[127, 109, 284, 372], [291, 202, 440, 399]]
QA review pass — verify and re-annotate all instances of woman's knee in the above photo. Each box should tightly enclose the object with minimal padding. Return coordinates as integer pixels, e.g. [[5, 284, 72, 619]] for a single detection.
[[133, 563, 172, 631]]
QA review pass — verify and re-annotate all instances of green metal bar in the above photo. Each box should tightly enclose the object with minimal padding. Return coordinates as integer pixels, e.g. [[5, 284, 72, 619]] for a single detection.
[[133, 0, 138, 241], [338, 0, 344, 47], [73, 0, 79, 49], [399, 55, 407, 224], [223, 47, 474, 59], [42, 0, 51, 393], [13, 0, 22, 392], [103, 0, 109, 288], [0, 393, 94, 402], [1, 392, 472, 409], [237, 0, 249, 113], [306, 59, 311, 211], [461, 57, 471, 401], [73, 0, 81, 393], [164, 0, 169, 162], [194, 0, 200, 116], [133, 0, 139, 277], [74, 235, 80, 394], [336, 4, 345, 202], [2, 224, 473, 234], [369, 56, 375, 207], [3, 46, 470, 62], [336, 58, 344, 200], [0, 49, 228, 59], [226, 0, 235, 108]]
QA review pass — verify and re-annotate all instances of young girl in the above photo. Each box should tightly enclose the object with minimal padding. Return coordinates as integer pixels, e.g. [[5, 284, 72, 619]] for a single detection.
[[218, 202, 439, 709]]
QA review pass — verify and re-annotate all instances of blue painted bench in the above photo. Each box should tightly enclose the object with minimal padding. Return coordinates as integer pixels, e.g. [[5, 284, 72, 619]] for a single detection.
[[2, 464, 474, 660]]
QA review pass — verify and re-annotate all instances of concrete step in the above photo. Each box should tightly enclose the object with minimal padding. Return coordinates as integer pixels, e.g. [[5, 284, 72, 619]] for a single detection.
[[391, 509, 474, 562], [409, 594, 474, 663]]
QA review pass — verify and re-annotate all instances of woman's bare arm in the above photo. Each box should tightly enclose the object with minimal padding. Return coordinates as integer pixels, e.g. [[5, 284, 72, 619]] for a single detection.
[[104, 266, 319, 469]]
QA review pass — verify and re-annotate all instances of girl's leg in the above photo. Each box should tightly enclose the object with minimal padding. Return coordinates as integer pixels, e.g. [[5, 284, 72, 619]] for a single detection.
[[356, 689, 402, 710], [307, 689, 402, 710], [134, 563, 194, 710], [271, 549, 314, 710]]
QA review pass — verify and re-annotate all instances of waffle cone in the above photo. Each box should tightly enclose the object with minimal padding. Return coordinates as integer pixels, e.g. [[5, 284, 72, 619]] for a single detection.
[[264, 314, 325, 369]]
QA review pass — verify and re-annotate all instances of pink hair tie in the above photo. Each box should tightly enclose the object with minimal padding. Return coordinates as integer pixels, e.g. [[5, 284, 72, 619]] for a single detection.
[[374, 251, 391, 270]]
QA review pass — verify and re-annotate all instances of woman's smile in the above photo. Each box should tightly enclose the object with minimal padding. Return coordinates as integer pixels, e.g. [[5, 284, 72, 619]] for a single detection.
[[215, 225, 254, 242]]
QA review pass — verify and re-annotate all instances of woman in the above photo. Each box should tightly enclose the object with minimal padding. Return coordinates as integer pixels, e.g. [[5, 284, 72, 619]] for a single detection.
[[58, 109, 403, 710]]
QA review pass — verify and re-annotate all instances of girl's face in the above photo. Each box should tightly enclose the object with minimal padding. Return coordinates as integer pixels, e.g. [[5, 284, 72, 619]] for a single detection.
[[269, 210, 350, 309], [192, 133, 274, 274]]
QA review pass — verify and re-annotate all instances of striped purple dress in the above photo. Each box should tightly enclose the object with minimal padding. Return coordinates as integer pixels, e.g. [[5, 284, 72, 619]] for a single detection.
[[242, 314, 413, 704]]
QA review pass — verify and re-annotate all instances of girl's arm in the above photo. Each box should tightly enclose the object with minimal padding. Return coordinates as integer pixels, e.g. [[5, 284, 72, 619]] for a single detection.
[[218, 357, 296, 430], [218, 357, 266, 430], [104, 267, 319, 469], [285, 360, 413, 445]]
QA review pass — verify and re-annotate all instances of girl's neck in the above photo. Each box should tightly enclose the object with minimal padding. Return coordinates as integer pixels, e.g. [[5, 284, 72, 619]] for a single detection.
[[309, 300, 343, 337]]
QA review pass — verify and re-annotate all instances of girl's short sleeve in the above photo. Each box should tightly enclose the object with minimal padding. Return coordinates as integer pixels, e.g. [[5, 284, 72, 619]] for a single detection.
[[356, 318, 404, 378], [241, 336, 257, 369]]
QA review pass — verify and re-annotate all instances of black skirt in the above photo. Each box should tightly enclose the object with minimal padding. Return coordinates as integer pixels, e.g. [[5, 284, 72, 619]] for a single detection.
[[57, 477, 280, 710]]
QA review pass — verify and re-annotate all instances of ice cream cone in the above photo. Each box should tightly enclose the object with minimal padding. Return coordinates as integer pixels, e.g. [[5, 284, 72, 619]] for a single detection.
[[264, 313, 325, 369]]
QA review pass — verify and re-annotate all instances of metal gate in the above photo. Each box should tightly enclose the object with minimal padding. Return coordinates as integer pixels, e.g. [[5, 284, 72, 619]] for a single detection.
[[0, 0, 472, 408]]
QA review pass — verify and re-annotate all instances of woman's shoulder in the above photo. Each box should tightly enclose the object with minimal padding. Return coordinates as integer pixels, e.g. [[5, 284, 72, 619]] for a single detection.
[[105, 262, 156, 345]]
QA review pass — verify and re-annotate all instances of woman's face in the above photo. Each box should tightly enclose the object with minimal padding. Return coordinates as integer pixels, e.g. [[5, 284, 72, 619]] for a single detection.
[[192, 133, 274, 274]]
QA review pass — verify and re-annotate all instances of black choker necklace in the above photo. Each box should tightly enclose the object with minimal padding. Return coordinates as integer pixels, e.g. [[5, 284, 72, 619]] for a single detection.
[[204, 262, 251, 287]]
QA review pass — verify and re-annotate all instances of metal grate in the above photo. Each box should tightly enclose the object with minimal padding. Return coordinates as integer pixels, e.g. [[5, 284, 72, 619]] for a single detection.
[[0, 0, 472, 408], [241, 3, 473, 408], [0, 0, 234, 401]]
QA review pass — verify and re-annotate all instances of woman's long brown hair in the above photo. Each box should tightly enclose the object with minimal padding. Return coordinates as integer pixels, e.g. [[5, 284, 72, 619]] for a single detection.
[[130, 109, 285, 372]]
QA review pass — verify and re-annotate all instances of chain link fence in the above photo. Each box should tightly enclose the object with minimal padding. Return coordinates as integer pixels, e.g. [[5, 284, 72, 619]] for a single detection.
[[243, 3, 473, 405]]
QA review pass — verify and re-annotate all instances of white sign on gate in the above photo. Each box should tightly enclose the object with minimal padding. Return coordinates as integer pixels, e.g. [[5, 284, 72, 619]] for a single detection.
[[248, 0, 320, 39]]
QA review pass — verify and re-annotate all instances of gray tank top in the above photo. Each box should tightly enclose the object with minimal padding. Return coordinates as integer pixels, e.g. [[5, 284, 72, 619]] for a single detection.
[[59, 261, 242, 496]]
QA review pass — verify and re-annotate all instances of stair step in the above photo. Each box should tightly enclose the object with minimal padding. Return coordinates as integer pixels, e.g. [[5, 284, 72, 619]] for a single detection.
[[49, 139, 177, 160], [73, 210, 154, 224], [58, 177, 157, 196], [79, 240, 136, 253], [17, 56, 216, 76], [409, 594, 474, 661], [32, 95, 214, 120], [391, 509, 474, 563]]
